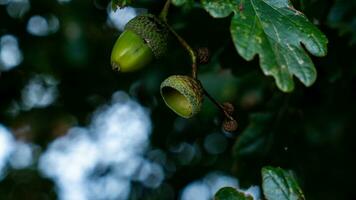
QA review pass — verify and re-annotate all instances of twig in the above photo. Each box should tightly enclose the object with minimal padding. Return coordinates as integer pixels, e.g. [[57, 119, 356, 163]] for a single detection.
[[203, 88, 234, 121], [159, 1, 230, 120], [159, 0, 197, 79], [166, 25, 198, 79], [159, 0, 171, 22]]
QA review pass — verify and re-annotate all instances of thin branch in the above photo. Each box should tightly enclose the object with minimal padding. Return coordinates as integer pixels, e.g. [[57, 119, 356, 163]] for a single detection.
[[166, 24, 198, 79], [159, 0, 235, 124], [203, 88, 234, 121], [159, 0, 197, 78], [159, 0, 171, 22]]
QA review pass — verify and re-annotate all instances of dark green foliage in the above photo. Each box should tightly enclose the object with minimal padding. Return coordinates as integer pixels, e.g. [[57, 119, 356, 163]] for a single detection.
[[0, 0, 355, 199], [327, 0, 356, 45], [233, 113, 273, 157]]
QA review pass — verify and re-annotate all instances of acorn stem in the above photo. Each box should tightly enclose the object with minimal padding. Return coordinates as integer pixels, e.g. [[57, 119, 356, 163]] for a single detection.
[[159, 1, 226, 120], [159, 0, 171, 22], [166, 24, 198, 79], [202, 88, 234, 121], [159, 0, 198, 79]]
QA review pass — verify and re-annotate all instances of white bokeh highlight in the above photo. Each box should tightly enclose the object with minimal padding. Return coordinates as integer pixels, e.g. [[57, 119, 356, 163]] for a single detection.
[[39, 91, 164, 200], [0, 125, 14, 179], [27, 15, 60, 36], [0, 125, 35, 180], [9, 141, 35, 169], [21, 74, 59, 110], [181, 181, 211, 200], [0, 35, 23, 71], [107, 6, 147, 31], [180, 171, 261, 200]]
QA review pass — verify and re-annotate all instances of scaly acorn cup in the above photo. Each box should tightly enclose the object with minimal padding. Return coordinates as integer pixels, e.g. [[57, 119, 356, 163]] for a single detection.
[[111, 14, 169, 72], [160, 75, 203, 118]]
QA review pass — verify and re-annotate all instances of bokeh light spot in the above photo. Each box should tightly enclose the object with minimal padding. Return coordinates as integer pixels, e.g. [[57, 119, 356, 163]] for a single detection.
[[27, 15, 60, 36], [0, 35, 23, 71]]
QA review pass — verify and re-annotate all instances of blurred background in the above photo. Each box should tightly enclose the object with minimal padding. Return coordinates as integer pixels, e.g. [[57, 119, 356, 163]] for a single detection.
[[0, 0, 355, 199]]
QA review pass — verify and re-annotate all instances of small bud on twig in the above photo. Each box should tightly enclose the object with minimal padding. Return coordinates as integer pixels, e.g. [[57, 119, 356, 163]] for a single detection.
[[196, 47, 210, 64], [222, 119, 238, 132], [222, 102, 235, 115]]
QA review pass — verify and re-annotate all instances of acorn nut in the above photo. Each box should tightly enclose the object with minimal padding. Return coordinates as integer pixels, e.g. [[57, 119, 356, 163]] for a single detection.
[[111, 14, 169, 72], [160, 75, 203, 118]]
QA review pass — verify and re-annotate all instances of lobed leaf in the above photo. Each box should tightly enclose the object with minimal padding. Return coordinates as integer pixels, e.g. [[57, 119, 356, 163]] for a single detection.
[[201, 0, 328, 92]]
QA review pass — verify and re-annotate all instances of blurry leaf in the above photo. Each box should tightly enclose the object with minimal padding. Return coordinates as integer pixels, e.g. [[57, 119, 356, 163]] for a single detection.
[[201, 0, 328, 92], [262, 166, 305, 200], [172, 0, 189, 6], [112, 0, 133, 10], [215, 187, 254, 200], [172, 0, 185, 5], [200, 70, 239, 101], [327, 0, 356, 45], [172, 0, 195, 9], [234, 113, 273, 157]]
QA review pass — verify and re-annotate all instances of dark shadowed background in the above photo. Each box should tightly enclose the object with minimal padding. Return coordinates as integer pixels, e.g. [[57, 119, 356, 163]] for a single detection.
[[0, 0, 355, 199]]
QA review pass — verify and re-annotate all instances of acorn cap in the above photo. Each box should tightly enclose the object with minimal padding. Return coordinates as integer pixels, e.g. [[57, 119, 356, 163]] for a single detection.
[[125, 14, 169, 58], [160, 75, 203, 118]]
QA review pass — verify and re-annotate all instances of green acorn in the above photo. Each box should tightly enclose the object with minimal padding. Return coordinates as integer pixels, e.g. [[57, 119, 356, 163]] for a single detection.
[[111, 14, 169, 72], [160, 75, 203, 118]]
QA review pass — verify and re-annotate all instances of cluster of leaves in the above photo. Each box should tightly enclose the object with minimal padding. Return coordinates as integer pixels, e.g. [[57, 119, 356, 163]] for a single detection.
[[1, 0, 355, 199], [109, 0, 356, 199], [113, 0, 330, 92], [111, 0, 329, 198]]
